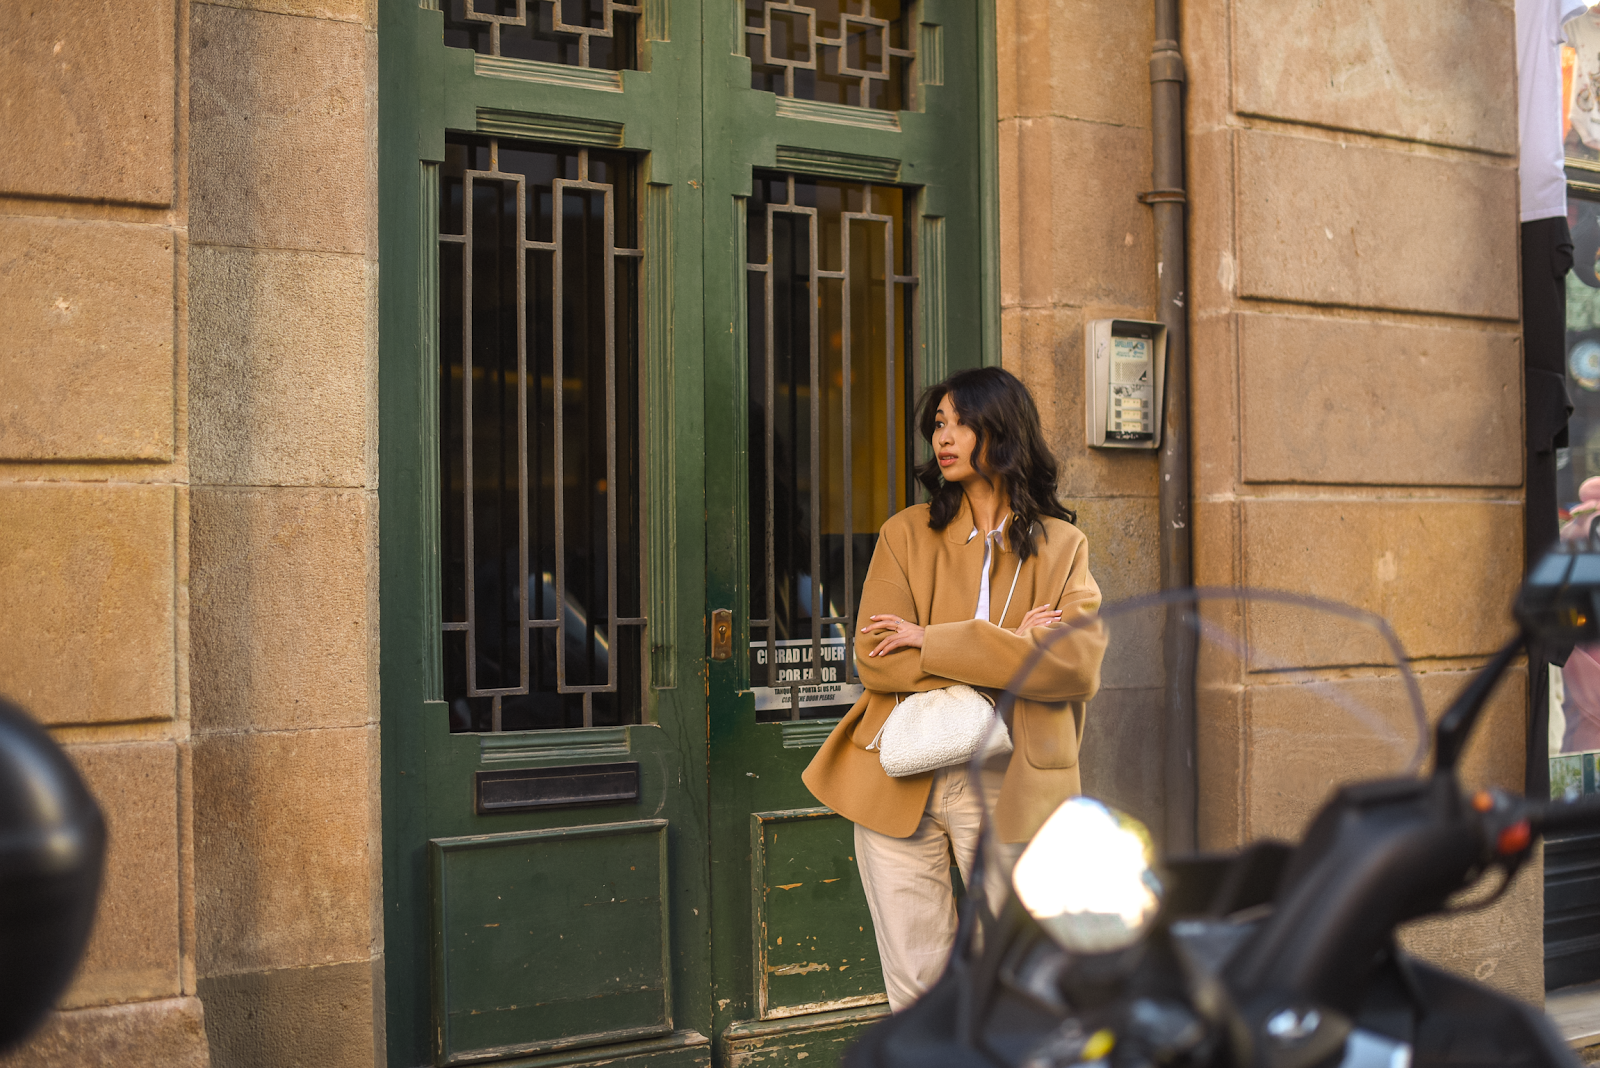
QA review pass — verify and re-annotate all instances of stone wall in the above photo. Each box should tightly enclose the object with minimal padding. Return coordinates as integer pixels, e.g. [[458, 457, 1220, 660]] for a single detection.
[[0, 0, 207, 1061], [1184, 0, 1540, 1001], [0, 0, 384, 1062]]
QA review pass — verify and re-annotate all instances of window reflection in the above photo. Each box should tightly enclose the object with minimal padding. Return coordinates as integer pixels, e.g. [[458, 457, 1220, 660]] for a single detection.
[[1567, 17, 1600, 166]]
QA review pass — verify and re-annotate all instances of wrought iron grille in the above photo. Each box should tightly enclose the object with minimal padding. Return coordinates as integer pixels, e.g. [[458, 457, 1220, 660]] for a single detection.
[[443, 0, 641, 69], [440, 133, 645, 732], [745, 0, 913, 111], [747, 172, 917, 721]]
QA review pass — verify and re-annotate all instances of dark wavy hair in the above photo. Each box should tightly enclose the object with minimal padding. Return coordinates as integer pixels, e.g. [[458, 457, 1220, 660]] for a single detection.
[[915, 367, 1075, 560]]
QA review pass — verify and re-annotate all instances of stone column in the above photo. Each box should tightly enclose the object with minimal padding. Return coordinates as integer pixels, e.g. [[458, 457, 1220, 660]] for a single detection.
[[184, 0, 384, 1061], [996, 0, 1168, 839]]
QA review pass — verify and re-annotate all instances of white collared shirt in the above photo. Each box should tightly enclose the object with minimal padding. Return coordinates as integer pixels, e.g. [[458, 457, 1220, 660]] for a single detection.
[[967, 515, 1009, 622]]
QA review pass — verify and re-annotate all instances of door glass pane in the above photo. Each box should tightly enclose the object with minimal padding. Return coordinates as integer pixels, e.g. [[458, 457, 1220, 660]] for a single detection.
[[747, 172, 916, 721], [440, 132, 644, 732], [442, 0, 640, 70], [745, 0, 912, 111]]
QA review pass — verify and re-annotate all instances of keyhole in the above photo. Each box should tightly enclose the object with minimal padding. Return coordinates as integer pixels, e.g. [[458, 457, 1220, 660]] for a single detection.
[[711, 608, 734, 659]]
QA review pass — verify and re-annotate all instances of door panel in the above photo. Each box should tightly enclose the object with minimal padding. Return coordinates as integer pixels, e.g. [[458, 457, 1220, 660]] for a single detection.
[[388, 706, 706, 1067], [431, 820, 672, 1063], [752, 808, 884, 1019], [702, 0, 995, 1056], [381, 1, 711, 1065]]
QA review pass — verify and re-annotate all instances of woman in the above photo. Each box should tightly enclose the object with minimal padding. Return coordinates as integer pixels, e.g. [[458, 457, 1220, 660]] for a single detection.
[[802, 366, 1105, 1012]]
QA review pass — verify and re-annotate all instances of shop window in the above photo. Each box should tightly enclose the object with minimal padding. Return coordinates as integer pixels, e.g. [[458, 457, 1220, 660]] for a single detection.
[[746, 172, 916, 720], [1568, 13, 1600, 167], [1549, 189, 1600, 990], [442, 0, 640, 70], [439, 133, 644, 731], [1557, 193, 1600, 766], [744, 0, 913, 111]]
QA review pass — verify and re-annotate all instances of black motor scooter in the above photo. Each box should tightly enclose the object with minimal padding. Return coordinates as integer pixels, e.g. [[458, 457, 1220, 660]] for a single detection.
[[847, 550, 1600, 1068]]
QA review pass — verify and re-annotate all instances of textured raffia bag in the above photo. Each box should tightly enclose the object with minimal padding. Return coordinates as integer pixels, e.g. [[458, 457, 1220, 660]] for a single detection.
[[866, 685, 1013, 778]]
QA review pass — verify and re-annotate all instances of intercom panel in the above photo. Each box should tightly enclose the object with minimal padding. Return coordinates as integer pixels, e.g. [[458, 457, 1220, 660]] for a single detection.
[[1085, 318, 1167, 450]]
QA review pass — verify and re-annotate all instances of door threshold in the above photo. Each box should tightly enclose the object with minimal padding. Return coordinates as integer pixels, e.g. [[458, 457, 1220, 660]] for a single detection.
[[721, 1004, 890, 1068], [479, 1029, 710, 1068], [722, 1003, 890, 1041], [723, 1010, 889, 1068]]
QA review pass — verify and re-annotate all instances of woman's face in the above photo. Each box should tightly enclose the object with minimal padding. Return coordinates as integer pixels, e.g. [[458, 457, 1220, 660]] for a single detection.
[[932, 393, 982, 486]]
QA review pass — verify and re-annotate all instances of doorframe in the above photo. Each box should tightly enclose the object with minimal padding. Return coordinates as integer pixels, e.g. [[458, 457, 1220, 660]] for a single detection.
[[376, 1, 714, 1063], [374, 1, 1002, 1064], [977, 0, 1002, 368], [698, 0, 1003, 1057]]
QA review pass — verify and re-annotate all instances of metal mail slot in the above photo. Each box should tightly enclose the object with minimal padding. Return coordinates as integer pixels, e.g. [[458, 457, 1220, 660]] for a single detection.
[[474, 762, 640, 814]]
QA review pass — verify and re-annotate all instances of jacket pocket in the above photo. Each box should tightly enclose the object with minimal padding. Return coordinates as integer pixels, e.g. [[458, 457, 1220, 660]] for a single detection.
[[1018, 704, 1080, 770], [849, 692, 896, 749]]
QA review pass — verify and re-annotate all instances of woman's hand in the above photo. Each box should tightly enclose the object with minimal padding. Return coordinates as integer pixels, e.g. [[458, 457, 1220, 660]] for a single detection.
[[862, 614, 926, 657], [1013, 604, 1063, 633]]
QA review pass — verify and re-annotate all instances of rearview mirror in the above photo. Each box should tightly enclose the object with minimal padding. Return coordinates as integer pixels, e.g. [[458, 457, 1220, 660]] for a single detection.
[[1012, 797, 1162, 955], [1516, 549, 1600, 643], [0, 697, 105, 1052]]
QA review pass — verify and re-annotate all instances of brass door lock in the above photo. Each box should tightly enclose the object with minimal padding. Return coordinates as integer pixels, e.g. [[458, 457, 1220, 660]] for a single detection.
[[711, 609, 733, 660]]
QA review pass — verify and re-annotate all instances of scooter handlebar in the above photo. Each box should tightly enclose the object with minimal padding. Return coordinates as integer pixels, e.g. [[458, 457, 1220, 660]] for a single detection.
[[1526, 792, 1600, 837]]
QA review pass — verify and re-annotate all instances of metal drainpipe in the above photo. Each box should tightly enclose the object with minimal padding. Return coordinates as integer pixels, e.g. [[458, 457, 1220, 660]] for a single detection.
[[1146, 0, 1197, 853]]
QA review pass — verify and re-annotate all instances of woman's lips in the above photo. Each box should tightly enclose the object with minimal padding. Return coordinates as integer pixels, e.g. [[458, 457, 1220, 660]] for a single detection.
[[937, 454, 957, 466]]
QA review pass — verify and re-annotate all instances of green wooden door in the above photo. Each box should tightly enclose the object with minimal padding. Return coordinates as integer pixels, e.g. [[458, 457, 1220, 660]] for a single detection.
[[378, 2, 995, 1066], [700, 5, 995, 1059], [379, 3, 714, 1066]]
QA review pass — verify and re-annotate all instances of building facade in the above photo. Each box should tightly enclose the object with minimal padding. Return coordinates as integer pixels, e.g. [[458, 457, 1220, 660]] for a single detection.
[[0, 1, 1533, 1066]]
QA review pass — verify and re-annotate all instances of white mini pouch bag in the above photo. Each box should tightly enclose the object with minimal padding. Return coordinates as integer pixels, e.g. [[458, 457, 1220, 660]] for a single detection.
[[867, 685, 1013, 778], [865, 536, 1028, 777]]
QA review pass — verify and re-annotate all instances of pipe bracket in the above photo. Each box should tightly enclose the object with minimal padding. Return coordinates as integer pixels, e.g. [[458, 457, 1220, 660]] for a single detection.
[[1138, 188, 1187, 205], [1150, 48, 1186, 84]]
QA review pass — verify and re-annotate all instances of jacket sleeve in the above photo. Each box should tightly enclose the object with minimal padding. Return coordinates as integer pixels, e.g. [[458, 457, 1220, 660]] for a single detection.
[[918, 537, 1105, 702], [853, 534, 962, 695]]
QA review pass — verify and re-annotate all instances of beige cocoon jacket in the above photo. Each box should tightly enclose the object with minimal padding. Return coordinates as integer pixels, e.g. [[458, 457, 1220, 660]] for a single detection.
[[802, 497, 1106, 843]]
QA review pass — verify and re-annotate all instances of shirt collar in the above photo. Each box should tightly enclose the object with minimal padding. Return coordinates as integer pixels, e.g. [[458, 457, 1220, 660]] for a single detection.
[[965, 512, 1009, 548]]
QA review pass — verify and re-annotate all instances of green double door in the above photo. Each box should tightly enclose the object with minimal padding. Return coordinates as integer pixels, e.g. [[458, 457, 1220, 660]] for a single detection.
[[378, 3, 994, 1066]]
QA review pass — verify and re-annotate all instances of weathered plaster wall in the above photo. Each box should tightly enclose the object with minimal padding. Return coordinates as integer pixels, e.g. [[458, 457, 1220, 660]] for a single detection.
[[1184, 0, 1540, 1001], [0, 0, 383, 1062], [996, 0, 1169, 841]]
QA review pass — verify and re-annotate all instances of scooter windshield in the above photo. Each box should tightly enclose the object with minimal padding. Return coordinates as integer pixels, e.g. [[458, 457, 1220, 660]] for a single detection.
[[972, 588, 1429, 867]]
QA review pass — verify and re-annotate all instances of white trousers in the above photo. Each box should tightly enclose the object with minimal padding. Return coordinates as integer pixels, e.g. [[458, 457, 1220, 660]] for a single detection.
[[853, 761, 1015, 1012]]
